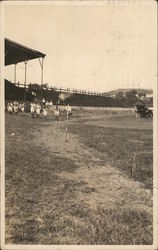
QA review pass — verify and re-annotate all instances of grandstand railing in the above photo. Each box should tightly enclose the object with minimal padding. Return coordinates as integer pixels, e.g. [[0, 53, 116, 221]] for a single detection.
[[14, 82, 104, 96]]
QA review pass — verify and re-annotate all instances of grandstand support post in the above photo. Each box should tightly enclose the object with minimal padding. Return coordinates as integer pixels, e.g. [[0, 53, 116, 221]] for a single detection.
[[38, 57, 44, 100], [24, 61, 27, 101], [14, 64, 17, 84]]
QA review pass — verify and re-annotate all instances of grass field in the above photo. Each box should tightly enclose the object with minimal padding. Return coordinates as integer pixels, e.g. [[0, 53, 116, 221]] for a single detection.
[[5, 109, 153, 245]]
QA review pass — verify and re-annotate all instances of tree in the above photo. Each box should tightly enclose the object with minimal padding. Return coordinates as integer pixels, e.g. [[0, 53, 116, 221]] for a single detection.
[[115, 91, 124, 100], [126, 90, 137, 98], [138, 92, 146, 97], [126, 90, 138, 107], [115, 91, 126, 107]]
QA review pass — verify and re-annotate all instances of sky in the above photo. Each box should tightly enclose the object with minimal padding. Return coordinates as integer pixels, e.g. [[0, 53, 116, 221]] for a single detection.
[[4, 1, 157, 92]]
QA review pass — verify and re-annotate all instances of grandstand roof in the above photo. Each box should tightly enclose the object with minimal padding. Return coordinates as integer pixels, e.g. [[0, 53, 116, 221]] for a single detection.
[[5, 38, 46, 66]]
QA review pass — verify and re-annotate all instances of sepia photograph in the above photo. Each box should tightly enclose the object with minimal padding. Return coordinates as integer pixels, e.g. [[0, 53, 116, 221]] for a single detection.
[[0, 0, 157, 249]]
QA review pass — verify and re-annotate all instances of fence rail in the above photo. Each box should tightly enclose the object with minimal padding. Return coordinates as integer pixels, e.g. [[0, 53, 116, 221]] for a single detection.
[[14, 82, 104, 96]]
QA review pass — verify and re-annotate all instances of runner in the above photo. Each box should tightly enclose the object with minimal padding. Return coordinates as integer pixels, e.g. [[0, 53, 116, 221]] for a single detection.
[[43, 106, 48, 119], [65, 104, 72, 120], [36, 103, 41, 118], [49, 100, 53, 112], [46, 100, 49, 107], [7, 102, 13, 115], [19, 103, 25, 114], [42, 98, 46, 106], [30, 103, 36, 118], [13, 101, 19, 115], [54, 105, 60, 121], [49, 100, 53, 106]]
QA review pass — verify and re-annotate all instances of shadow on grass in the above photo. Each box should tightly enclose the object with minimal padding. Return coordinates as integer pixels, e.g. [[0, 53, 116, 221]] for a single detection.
[[67, 124, 153, 190], [9, 203, 153, 245]]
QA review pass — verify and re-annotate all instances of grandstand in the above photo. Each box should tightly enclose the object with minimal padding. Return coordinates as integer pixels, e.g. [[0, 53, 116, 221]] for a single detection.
[[5, 38, 46, 101], [5, 79, 32, 101], [5, 79, 119, 107], [5, 38, 119, 107], [6, 38, 149, 108]]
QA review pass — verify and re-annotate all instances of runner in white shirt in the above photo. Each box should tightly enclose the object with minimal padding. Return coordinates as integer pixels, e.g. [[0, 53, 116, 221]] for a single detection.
[[66, 104, 72, 119], [46, 100, 49, 106], [21, 103, 25, 113], [54, 105, 60, 121], [36, 103, 41, 118], [30, 103, 36, 118], [49, 101, 53, 112], [19, 103, 25, 114], [43, 107, 48, 118], [7, 102, 13, 114], [13, 101, 19, 115], [42, 98, 46, 106]]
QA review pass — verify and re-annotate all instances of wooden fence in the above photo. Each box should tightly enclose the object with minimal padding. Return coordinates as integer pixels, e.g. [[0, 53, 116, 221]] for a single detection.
[[14, 82, 104, 96]]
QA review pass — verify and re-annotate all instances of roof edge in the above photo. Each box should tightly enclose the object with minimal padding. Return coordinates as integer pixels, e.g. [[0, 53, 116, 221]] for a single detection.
[[5, 38, 46, 58]]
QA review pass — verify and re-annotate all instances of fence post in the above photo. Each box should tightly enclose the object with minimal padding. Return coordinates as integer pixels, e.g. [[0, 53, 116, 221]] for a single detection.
[[131, 153, 136, 177]]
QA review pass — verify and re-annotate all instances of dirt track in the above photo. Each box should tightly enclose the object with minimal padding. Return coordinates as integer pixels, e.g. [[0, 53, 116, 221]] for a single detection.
[[33, 120, 152, 212]]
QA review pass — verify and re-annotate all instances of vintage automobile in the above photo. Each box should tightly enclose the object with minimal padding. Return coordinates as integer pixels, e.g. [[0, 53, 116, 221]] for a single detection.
[[136, 105, 153, 118]]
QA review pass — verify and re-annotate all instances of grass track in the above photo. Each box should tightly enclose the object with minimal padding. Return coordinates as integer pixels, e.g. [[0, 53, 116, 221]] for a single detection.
[[5, 111, 153, 244]]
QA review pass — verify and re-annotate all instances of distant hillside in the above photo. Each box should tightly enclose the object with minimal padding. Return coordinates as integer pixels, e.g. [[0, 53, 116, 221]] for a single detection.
[[103, 88, 153, 96]]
